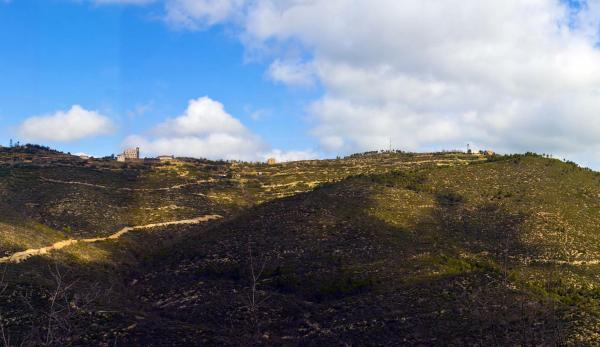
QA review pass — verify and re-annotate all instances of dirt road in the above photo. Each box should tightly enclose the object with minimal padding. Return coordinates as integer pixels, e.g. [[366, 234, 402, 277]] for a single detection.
[[0, 214, 222, 264]]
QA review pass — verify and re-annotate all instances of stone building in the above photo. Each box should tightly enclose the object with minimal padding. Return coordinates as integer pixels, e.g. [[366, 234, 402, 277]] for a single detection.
[[267, 157, 277, 165], [116, 147, 140, 162], [124, 147, 140, 160], [158, 155, 174, 162]]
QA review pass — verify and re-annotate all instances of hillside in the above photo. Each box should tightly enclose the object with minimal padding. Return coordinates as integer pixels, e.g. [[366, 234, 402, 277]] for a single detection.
[[0, 146, 599, 345]]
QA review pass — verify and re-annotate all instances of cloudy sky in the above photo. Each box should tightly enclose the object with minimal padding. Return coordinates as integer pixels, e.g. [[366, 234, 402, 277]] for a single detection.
[[1, 1, 600, 167]]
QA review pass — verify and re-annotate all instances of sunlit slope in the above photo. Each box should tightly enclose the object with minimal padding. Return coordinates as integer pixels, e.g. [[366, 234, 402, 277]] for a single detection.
[[0, 146, 482, 257]]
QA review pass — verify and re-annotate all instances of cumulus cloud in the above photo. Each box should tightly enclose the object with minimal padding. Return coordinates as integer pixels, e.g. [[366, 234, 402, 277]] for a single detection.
[[126, 97, 264, 160], [126, 96, 316, 162], [155, 96, 248, 137], [18, 105, 115, 142], [249, 1, 600, 167], [95, 0, 600, 167], [240, 1, 600, 159]]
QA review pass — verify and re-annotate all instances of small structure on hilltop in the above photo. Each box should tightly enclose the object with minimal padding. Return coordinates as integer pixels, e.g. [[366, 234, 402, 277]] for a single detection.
[[480, 149, 495, 156], [124, 147, 140, 159], [267, 157, 277, 165], [158, 155, 175, 162], [78, 154, 90, 160], [116, 147, 140, 162]]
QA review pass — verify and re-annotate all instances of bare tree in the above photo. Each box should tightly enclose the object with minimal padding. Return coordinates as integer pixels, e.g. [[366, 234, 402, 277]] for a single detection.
[[13, 262, 106, 347], [243, 241, 271, 344]]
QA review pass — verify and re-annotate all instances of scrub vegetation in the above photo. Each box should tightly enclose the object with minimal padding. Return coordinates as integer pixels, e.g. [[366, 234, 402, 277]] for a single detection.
[[0, 145, 599, 345]]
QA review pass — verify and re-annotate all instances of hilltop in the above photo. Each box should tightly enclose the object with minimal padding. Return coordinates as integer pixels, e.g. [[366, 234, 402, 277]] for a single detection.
[[0, 145, 599, 345]]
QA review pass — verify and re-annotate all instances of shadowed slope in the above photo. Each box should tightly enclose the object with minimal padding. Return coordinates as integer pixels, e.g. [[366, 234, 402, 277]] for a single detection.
[[124, 156, 599, 345]]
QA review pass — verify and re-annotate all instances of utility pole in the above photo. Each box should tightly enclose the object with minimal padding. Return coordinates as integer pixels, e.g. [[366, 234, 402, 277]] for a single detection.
[[389, 137, 392, 152]]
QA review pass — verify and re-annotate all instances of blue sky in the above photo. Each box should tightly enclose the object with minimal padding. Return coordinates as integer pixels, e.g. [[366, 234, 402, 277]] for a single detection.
[[1, 1, 600, 167], [0, 0, 320, 158]]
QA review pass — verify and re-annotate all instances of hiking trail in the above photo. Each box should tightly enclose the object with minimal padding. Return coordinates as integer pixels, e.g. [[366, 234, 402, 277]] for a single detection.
[[0, 214, 222, 264]]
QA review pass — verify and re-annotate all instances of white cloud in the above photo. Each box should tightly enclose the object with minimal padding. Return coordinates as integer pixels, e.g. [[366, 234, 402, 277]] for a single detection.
[[264, 149, 318, 162], [93, 0, 600, 166], [267, 59, 315, 87], [126, 96, 316, 162], [125, 133, 266, 160], [242, 1, 600, 165], [18, 105, 115, 142], [126, 97, 264, 160], [155, 96, 247, 136], [163, 0, 247, 29]]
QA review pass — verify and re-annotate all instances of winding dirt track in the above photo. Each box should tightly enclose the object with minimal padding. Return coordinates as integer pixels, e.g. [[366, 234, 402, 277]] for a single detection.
[[0, 214, 222, 264], [39, 177, 201, 191]]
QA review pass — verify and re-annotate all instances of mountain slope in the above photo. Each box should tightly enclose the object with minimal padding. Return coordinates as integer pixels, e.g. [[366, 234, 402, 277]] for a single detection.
[[0, 147, 598, 345], [127, 155, 600, 345]]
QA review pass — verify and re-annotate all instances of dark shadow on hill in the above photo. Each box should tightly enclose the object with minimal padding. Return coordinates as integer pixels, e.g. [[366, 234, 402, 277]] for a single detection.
[[0, 171, 576, 345], [118, 175, 577, 346], [430, 189, 538, 263]]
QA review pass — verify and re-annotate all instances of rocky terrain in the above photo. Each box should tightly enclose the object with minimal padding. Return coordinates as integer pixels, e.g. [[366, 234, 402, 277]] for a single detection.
[[0, 145, 599, 345]]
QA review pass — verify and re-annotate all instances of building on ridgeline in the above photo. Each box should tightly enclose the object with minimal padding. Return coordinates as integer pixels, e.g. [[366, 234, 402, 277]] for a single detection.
[[116, 147, 140, 162], [158, 155, 175, 162], [478, 149, 495, 157]]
